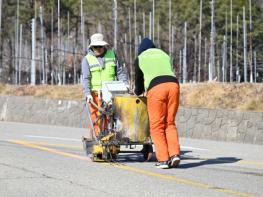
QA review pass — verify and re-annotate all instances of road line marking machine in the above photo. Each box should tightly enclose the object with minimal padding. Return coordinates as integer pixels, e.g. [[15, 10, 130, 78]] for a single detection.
[[82, 81, 153, 162]]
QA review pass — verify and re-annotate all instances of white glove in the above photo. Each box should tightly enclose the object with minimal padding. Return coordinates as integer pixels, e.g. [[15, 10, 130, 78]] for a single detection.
[[86, 95, 93, 102], [126, 84, 130, 91]]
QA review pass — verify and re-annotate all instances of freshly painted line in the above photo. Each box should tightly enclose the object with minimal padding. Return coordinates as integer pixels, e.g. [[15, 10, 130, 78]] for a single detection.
[[21, 140, 263, 168], [181, 145, 209, 151], [238, 161, 263, 167], [9, 140, 90, 161], [110, 164, 256, 197], [21, 141, 82, 150], [8, 140, 257, 197], [25, 135, 81, 142], [20, 140, 263, 168]]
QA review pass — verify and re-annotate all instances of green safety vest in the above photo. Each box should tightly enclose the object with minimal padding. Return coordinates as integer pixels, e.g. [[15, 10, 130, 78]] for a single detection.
[[138, 48, 175, 90], [86, 49, 116, 90]]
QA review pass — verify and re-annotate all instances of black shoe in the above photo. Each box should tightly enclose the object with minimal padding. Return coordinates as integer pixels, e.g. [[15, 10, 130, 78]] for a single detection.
[[155, 161, 170, 169], [169, 155, 180, 168]]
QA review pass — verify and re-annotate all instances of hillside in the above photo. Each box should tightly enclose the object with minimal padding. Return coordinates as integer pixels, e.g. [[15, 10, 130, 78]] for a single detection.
[[0, 0, 262, 84], [0, 83, 262, 112]]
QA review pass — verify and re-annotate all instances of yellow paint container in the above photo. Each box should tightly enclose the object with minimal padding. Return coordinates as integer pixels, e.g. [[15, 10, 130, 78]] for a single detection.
[[113, 95, 151, 143]]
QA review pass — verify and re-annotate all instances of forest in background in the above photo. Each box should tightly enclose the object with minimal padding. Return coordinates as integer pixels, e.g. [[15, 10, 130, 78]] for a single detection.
[[0, 0, 262, 85]]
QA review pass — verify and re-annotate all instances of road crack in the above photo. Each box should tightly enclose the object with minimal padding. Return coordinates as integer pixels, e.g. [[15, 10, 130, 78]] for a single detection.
[[0, 162, 123, 197]]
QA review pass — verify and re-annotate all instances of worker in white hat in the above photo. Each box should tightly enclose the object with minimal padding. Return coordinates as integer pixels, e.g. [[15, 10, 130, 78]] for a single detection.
[[81, 33, 128, 135]]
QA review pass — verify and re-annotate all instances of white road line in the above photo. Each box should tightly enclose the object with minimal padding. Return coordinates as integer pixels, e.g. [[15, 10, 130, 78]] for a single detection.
[[181, 146, 209, 151], [25, 135, 81, 142]]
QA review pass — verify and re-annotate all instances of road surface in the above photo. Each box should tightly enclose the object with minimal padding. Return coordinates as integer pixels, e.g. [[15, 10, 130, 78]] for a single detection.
[[0, 121, 262, 197]]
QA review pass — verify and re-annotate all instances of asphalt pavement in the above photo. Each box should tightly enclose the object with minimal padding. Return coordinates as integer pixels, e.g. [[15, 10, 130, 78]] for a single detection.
[[0, 121, 262, 197]]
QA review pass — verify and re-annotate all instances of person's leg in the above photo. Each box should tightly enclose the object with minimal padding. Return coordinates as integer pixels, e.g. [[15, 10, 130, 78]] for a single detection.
[[165, 82, 180, 157], [147, 86, 169, 162], [89, 92, 100, 135]]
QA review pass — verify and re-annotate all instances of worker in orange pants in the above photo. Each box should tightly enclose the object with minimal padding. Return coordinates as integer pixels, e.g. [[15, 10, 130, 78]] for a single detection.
[[81, 33, 128, 136], [134, 38, 180, 169], [147, 82, 180, 165], [88, 91, 107, 136]]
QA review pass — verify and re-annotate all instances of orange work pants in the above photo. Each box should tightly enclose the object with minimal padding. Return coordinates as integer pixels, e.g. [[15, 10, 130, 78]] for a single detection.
[[147, 82, 180, 162], [88, 91, 108, 135]]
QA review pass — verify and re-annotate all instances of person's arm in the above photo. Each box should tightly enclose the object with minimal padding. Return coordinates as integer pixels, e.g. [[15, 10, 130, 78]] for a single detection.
[[81, 57, 92, 97], [134, 58, 145, 95]]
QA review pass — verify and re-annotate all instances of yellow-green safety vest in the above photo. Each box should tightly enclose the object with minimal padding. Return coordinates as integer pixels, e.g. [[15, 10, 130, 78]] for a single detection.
[[138, 48, 175, 90], [86, 49, 116, 90]]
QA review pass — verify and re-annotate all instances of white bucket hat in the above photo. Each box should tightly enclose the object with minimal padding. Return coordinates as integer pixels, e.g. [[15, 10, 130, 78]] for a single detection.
[[89, 33, 109, 48]]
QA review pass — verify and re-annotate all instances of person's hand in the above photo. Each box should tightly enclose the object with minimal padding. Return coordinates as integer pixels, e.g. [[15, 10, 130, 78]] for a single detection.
[[86, 95, 93, 102], [126, 84, 130, 91]]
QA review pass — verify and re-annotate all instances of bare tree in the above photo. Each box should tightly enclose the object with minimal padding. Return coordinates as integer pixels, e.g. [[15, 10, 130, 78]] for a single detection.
[[149, 12, 152, 39], [15, 0, 20, 85], [18, 24, 22, 85], [169, 0, 172, 57], [113, 0, 117, 50], [157, 18, 160, 47], [222, 35, 227, 82], [40, 6, 45, 84], [171, 26, 175, 65], [80, 0, 85, 52], [193, 35, 197, 82], [236, 15, 240, 82], [128, 8, 133, 83], [183, 22, 187, 83], [134, 0, 137, 57], [143, 12, 145, 38], [152, 0, 155, 42], [124, 33, 127, 62], [224, 10, 228, 81], [254, 51, 257, 82], [31, 19, 36, 85], [230, 0, 233, 82], [58, 0, 61, 85], [179, 49, 182, 82], [0, 0, 2, 72], [198, 0, 202, 82], [204, 37, 207, 81], [51, 7, 54, 85], [249, 0, 253, 82], [209, 0, 216, 81], [243, 6, 247, 82]]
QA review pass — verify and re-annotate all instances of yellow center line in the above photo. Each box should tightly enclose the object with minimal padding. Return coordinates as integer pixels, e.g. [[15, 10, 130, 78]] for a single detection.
[[9, 140, 90, 161], [238, 161, 263, 167], [20, 141, 83, 150], [8, 139, 257, 197], [13, 140, 263, 168], [25, 141, 263, 168], [109, 164, 257, 197]]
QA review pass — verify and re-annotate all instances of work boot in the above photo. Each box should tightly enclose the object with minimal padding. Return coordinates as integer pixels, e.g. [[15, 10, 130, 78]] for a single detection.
[[155, 161, 170, 169], [169, 155, 180, 168]]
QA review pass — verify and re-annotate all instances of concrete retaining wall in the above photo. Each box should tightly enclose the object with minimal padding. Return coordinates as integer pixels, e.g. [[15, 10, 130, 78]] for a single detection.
[[0, 96, 85, 128], [176, 108, 263, 145], [1, 96, 262, 145]]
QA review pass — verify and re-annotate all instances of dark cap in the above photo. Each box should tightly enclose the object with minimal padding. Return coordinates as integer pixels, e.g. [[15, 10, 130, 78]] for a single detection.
[[138, 38, 156, 55]]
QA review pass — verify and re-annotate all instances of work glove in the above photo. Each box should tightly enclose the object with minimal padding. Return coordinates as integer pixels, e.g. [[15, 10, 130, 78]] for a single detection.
[[126, 84, 130, 91], [86, 95, 93, 103]]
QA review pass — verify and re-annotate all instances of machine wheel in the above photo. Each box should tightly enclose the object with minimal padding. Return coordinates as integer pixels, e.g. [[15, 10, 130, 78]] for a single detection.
[[82, 137, 96, 156], [142, 144, 153, 161], [106, 153, 117, 161], [92, 153, 104, 162]]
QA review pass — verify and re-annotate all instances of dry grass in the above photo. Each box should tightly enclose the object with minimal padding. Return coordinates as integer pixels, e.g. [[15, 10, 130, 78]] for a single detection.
[[0, 83, 263, 111], [0, 84, 83, 100], [180, 82, 263, 112]]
